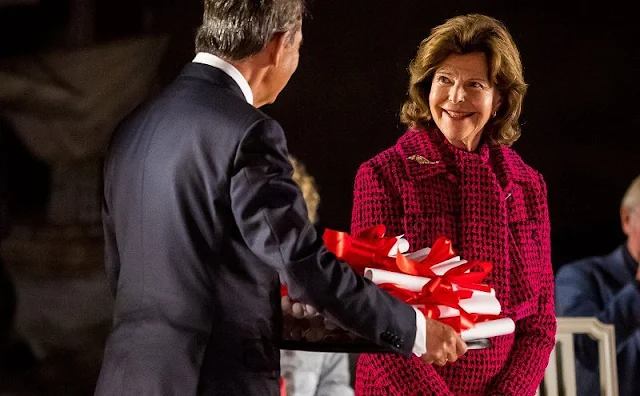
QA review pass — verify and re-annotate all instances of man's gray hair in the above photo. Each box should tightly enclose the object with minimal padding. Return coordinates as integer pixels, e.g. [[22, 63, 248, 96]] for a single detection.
[[195, 0, 305, 61], [622, 175, 640, 211]]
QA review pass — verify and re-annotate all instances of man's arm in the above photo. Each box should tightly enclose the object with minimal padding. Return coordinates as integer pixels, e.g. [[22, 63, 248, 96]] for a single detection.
[[230, 119, 416, 356]]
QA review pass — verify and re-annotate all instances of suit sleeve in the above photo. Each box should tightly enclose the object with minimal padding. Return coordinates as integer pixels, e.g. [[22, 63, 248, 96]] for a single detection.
[[487, 174, 557, 395], [351, 161, 455, 396], [229, 119, 416, 356], [555, 258, 640, 370]]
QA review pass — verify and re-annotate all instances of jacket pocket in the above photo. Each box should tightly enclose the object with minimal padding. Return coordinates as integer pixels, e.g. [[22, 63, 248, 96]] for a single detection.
[[506, 218, 544, 318]]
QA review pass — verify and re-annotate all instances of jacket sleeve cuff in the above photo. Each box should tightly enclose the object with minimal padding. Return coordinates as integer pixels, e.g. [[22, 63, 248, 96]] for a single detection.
[[411, 308, 427, 357]]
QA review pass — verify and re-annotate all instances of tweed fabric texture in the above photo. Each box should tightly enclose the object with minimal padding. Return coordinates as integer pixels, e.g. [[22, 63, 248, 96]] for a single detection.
[[351, 128, 556, 395]]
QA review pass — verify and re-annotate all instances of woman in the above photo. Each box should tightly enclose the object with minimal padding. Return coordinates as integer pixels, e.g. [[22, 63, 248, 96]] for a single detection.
[[350, 14, 556, 395]]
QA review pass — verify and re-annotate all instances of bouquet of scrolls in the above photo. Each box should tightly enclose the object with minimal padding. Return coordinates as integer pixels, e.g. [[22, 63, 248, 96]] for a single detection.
[[280, 224, 515, 353]]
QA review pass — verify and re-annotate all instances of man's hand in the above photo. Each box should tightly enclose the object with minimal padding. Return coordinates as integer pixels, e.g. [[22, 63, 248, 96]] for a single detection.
[[420, 318, 468, 366], [281, 295, 319, 319]]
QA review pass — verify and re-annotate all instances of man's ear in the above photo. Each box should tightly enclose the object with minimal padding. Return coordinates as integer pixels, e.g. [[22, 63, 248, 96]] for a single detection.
[[265, 32, 288, 68]]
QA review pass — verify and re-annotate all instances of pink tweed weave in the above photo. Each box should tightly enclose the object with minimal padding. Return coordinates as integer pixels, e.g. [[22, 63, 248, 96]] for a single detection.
[[351, 127, 556, 396]]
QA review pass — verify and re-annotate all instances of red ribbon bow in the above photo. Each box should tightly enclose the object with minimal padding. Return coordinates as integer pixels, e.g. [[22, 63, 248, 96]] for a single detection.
[[386, 235, 493, 296], [284, 226, 497, 333], [322, 225, 400, 274], [439, 313, 505, 333], [323, 227, 498, 333], [379, 282, 478, 332]]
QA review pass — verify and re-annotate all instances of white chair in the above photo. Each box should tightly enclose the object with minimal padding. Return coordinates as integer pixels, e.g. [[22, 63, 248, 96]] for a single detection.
[[539, 317, 618, 396]]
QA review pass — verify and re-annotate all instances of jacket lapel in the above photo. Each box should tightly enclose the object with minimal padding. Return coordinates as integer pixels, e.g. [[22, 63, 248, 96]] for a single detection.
[[603, 246, 635, 286], [491, 145, 538, 222]]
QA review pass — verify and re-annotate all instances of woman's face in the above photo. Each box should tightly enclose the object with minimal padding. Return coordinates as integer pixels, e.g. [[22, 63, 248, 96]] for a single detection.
[[428, 52, 501, 151]]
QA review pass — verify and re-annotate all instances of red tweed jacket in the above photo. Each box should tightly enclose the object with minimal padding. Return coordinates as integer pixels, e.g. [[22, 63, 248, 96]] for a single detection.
[[351, 127, 556, 396]]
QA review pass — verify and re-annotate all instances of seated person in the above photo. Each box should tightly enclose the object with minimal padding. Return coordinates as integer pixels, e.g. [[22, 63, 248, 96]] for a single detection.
[[555, 174, 640, 396]]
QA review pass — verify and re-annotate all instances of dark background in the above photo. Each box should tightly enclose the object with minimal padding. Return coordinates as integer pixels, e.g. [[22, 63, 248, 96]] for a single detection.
[[1, 0, 638, 271]]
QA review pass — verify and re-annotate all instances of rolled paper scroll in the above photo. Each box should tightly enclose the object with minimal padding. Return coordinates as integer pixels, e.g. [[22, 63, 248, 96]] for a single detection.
[[460, 318, 515, 341], [388, 236, 410, 257], [413, 293, 501, 318], [365, 267, 495, 296]]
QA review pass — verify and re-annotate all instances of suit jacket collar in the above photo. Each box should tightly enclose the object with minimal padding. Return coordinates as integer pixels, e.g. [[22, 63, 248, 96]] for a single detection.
[[621, 244, 639, 277], [587, 245, 637, 287], [192, 53, 253, 104], [611, 244, 639, 285], [178, 62, 247, 102]]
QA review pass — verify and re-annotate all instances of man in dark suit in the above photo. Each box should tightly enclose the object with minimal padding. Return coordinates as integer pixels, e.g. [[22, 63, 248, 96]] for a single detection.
[[94, 1, 467, 395]]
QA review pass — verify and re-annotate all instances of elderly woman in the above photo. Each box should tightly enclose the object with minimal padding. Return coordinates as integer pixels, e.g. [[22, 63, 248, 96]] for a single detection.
[[350, 14, 556, 395]]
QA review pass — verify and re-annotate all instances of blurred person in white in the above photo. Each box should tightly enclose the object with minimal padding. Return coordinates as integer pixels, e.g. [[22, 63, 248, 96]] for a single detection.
[[280, 155, 354, 396], [555, 174, 640, 396]]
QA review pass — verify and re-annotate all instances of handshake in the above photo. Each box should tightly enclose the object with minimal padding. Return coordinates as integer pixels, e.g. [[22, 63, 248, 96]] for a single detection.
[[281, 295, 468, 366]]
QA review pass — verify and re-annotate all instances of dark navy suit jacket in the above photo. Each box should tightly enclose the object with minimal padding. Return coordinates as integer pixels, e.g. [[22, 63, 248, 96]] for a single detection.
[[555, 245, 640, 396], [94, 62, 417, 396]]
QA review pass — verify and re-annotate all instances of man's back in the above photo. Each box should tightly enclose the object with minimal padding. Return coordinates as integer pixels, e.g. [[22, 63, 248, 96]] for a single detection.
[[96, 63, 287, 396]]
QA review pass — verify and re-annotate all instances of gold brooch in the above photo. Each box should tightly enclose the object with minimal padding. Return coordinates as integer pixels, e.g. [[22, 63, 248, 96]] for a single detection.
[[407, 154, 440, 165]]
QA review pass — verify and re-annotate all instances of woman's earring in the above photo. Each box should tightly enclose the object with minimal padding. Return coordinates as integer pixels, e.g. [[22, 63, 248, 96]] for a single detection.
[[492, 111, 497, 118]]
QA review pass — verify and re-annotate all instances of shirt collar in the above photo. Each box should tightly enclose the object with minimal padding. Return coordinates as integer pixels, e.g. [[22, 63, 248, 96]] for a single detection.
[[192, 52, 254, 105]]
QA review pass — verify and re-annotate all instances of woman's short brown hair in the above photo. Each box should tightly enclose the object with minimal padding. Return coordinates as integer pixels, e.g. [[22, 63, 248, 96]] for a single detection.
[[400, 14, 527, 146]]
